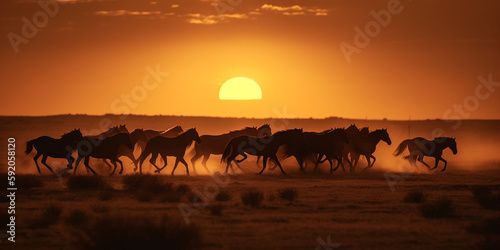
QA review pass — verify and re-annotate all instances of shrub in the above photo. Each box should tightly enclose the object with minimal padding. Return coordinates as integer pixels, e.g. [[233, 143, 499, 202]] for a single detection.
[[64, 209, 87, 227], [467, 216, 500, 248], [215, 191, 231, 202], [419, 197, 455, 218], [73, 215, 202, 250], [241, 191, 264, 208], [176, 184, 191, 194], [123, 174, 172, 192], [404, 190, 428, 203], [66, 175, 108, 191], [98, 191, 114, 201], [278, 187, 299, 202]]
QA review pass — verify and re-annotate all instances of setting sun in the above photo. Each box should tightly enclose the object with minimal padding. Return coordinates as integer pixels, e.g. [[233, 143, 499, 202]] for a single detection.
[[219, 77, 262, 100]]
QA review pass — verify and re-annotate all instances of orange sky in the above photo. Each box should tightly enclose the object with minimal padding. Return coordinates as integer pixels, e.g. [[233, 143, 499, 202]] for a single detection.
[[1, 0, 499, 119]]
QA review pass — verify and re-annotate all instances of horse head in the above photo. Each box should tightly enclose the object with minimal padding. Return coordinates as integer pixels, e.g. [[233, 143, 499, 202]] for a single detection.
[[130, 129, 147, 145], [377, 129, 391, 145], [257, 124, 272, 137], [448, 137, 458, 155], [188, 128, 201, 143], [118, 124, 129, 133], [122, 133, 134, 149]]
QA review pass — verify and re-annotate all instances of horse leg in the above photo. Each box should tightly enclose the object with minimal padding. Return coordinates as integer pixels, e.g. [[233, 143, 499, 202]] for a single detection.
[[102, 159, 113, 169], [225, 158, 233, 174], [74, 155, 83, 175], [236, 153, 248, 163], [84, 157, 97, 175], [148, 153, 162, 173], [190, 151, 203, 175], [179, 158, 190, 176], [418, 155, 432, 169], [327, 158, 334, 173], [270, 155, 287, 175], [362, 155, 376, 171], [122, 149, 138, 172], [33, 152, 42, 174], [333, 156, 343, 172], [171, 158, 181, 176], [201, 155, 211, 174], [117, 159, 124, 175], [66, 155, 74, 169], [110, 160, 118, 176], [40, 155, 55, 174], [257, 156, 269, 174], [440, 157, 448, 172]]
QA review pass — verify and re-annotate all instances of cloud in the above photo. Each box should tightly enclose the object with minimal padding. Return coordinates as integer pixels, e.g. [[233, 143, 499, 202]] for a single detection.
[[94, 10, 161, 16], [186, 13, 249, 25], [259, 4, 328, 16]]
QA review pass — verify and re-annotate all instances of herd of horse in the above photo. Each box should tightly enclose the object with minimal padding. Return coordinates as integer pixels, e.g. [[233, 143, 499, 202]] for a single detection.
[[24, 124, 458, 176]]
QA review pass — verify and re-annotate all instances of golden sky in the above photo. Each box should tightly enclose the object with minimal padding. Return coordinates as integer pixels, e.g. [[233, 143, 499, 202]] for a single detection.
[[1, 0, 499, 119]]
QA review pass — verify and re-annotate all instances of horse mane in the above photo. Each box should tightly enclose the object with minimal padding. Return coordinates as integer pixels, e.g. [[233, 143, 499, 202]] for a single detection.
[[227, 126, 256, 134], [61, 129, 80, 140]]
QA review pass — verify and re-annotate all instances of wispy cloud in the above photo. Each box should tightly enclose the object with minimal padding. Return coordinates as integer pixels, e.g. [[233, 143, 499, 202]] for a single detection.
[[259, 4, 328, 16], [186, 13, 249, 25]]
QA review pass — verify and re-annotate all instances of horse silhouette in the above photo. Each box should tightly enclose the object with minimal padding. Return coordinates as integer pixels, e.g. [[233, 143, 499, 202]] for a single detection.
[[137, 128, 201, 175], [302, 128, 350, 173], [25, 129, 83, 174], [137, 125, 184, 152], [190, 126, 270, 174], [221, 129, 306, 175], [344, 128, 391, 171], [255, 124, 272, 165], [74, 133, 134, 175], [91, 126, 122, 140], [394, 137, 457, 171]]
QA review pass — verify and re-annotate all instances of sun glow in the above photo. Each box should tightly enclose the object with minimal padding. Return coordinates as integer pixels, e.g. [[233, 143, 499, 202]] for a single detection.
[[219, 77, 262, 100]]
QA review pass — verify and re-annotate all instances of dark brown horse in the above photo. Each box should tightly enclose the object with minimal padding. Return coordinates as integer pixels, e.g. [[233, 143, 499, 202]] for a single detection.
[[190, 126, 264, 174], [25, 129, 84, 174], [345, 128, 391, 171], [394, 137, 457, 171], [74, 133, 134, 175], [137, 128, 201, 175], [221, 129, 306, 175], [137, 125, 184, 152], [302, 128, 350, 173]]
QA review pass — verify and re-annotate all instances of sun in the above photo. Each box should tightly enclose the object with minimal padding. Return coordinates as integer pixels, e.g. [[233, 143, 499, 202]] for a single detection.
[[219, 77, 262, 100]]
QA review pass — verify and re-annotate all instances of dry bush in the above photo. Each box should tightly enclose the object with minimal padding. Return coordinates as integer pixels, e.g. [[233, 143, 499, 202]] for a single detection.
[[98, 191, 114, 201], [92, 204, 110, 214], [278, 187, 299, 202], [467, 216, 500, 249], [419, 197, 455, 218], [241, 191, 264, 208], [73, 214, 202, 250], [215, 191, 231, 202], [176, 184, 191, 194], [404, 190, 428, 203], [66, 175, 109, 191], [135, 191, 155, 202], [123, 174, 172, 192]]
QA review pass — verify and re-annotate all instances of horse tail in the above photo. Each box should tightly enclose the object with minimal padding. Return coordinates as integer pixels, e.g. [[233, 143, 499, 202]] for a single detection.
[[25, 139, 35, 154], [393, 139, 412, 156], [221, 141, 233, 163]]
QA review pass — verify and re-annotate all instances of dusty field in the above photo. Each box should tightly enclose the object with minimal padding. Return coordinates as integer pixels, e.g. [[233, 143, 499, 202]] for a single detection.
[[1, 168, 500, 249]]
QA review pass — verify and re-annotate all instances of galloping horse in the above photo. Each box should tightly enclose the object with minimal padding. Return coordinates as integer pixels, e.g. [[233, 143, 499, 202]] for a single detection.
[[345, 129, 391, 171], [221, 129, 306, 175], [303, 128, 350, 173], [394, 137, 457, 171], [189, 126, 263, 174], [137, 125, 184, 152], [25, 129, 84, 174], [74, 133, 134, 175], [137, 128, 201, 175]]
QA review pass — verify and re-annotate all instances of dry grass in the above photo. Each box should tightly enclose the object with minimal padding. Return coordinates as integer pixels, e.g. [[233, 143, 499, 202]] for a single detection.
[[419, 197, 456, 218], [64, 209, 87, 227], [278, 187, 299, 202], [215, 190, 232, 202], [28, 203, 63, 228], [123, 174, 172, 192], [241, 190, 264, 208], [472, 186, 500, 210]]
